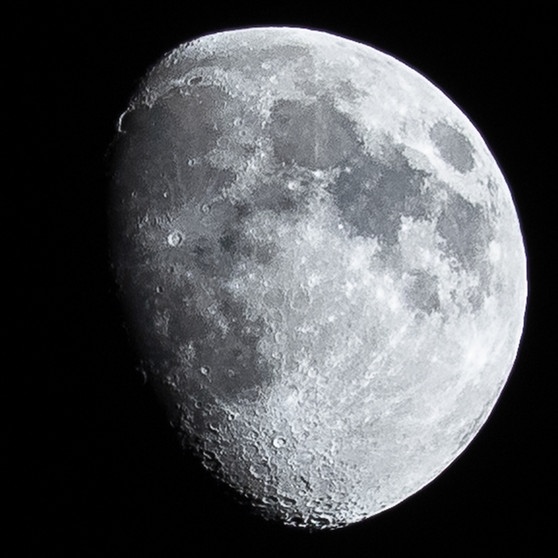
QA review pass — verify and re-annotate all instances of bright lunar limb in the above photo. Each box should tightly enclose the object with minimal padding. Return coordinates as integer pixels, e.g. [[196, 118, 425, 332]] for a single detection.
[[109, 27, 527, 529]]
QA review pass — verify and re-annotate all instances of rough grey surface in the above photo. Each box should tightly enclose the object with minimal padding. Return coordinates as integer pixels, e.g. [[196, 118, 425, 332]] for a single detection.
[[109, 27, 527, 530]]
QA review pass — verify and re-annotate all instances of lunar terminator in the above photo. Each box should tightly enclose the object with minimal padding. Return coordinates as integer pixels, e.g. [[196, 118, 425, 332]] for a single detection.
[[109, 27, 527, 529]]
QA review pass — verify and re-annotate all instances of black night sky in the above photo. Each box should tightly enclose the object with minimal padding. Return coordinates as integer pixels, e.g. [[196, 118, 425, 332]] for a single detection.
[[15, 4, 553, 556]]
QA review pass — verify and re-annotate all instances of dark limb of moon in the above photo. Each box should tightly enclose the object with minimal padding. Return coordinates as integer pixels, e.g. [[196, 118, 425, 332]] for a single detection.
[[109, 27, 527, 530]]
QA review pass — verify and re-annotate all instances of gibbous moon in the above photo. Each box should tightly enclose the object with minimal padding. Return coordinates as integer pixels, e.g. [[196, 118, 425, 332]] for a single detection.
[[109, 27, 527, 529]]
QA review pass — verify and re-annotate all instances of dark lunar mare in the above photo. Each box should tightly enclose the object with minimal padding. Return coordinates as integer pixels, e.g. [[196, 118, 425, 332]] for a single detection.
[[328, 145, 433, 247], [429, 121, 475, 173], [267, 97, 362, 170], [109, 92, 280, 406], [110, 81, 497, 415]]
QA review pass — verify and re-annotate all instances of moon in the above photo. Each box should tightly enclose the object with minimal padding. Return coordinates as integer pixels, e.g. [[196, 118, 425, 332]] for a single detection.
[[109, 27, 527, 529]]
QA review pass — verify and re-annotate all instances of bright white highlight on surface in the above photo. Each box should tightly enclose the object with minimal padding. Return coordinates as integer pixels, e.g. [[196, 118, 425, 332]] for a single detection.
[[110, 27, 527, 530]]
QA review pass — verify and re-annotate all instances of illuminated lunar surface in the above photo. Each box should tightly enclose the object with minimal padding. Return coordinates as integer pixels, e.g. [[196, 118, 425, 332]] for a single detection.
[[109, 27, 527, 529]]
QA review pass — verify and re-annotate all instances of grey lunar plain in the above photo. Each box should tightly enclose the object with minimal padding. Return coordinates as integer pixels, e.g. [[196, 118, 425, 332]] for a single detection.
[[109, 27, 527, 529]]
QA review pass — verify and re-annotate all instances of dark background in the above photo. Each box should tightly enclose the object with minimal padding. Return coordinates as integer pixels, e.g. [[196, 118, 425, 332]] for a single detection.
[[15, 3, 553, 556]]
